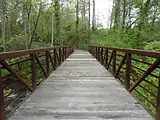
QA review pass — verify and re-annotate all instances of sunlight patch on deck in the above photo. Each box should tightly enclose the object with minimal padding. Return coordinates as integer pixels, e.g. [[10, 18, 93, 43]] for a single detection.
[[66, 58, 96, 61], [73, 54, 91, 55]]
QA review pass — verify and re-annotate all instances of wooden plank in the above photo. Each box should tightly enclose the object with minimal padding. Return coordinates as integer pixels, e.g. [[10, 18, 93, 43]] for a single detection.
[[8, 50, 154, 120]]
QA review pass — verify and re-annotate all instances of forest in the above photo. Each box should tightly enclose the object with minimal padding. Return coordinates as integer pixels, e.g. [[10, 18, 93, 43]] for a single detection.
[[0, 0, 160, 118], [0, 0, 159, 52]]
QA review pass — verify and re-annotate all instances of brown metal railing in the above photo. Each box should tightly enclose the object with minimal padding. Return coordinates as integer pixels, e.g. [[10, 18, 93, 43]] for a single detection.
[[89, 45, 160, 120], [0, 45, 74, 120]]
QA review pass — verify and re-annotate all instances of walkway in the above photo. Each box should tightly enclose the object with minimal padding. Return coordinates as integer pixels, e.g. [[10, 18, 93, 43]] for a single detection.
[[8, 50, 154, 120]]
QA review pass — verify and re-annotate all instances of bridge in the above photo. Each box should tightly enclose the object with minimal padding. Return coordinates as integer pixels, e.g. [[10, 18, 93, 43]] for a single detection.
[[0, 45, 159, 120]]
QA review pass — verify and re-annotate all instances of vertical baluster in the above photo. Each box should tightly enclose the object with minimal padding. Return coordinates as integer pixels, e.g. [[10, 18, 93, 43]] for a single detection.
[[156, 73, 160, 120], [65, 47, 67, 59], [113, 50, 116, 74], [96, 47, 98, 59], [125, 53, 131, 90], [105, 49, 108, 67], [0, 67, 5, 120], [98, 47, 100, 61], [59, 48, 61, 64], [62, 47, 65, 61], [30, 54, 37, 90], [46, 51, 49, 76], [54, 48, 57, 68], [101, 48, 104, 65]]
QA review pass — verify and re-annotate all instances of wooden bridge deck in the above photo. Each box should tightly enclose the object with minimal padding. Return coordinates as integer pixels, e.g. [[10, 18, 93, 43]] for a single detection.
[[8, 50, 154, 120]]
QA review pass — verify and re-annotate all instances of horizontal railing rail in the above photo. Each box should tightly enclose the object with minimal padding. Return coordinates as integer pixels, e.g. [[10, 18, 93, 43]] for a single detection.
[[89, 45, 160, 120], [0, 45, 74, 120]]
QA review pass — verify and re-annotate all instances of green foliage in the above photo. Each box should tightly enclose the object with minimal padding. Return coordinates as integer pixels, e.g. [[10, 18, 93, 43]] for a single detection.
[[144, 41, 160, 52], [5, 35, 28, 51]]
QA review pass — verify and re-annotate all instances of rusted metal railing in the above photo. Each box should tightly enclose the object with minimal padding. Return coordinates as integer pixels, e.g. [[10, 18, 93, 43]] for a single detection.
[[0, 45, 74, 120], [89, 45, 160, 120]]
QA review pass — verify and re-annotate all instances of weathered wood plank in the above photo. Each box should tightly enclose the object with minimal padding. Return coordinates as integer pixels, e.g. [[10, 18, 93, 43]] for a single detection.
[[8, 50, 154, 120]]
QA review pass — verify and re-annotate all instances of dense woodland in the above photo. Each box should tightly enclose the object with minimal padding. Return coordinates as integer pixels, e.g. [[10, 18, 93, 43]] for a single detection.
[[0, 0, 159, 52]]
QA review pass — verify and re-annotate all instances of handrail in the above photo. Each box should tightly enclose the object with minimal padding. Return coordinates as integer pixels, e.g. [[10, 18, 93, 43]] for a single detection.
[[0, 45, 74, 120], [89, 45, 160, 58], [88, 45, 160, 120], [0, 45, 73, 59]]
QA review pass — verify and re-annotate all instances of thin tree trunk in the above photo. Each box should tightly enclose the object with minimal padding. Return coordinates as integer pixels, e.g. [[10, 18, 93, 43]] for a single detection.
[[92, 0, 96, 31], [114, 0, 121, 28], [29, 3, 42, 48], [1, 0, 6, 51], [122, 0, 126, 30], [23, 2, 28, 49], [76, 0, 79, 47], [88, 0, 91, 42], [54, 0, 60, 44]]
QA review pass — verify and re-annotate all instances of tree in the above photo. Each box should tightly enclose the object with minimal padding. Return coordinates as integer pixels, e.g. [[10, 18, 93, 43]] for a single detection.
[[92, 0, 96, 31]]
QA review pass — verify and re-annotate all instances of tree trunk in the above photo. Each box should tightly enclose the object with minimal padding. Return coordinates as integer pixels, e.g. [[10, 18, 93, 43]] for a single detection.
[[114, 0, 121, 28], [76, 0, 79, 48], [29, 3, 42, 48], [1, 0, 6, 51], [92, 0, 96, 31], [54, 0, 60, 45], [122, 0, 126, 29], [88, 0, 91, 41], [23, 2, 28, 49]]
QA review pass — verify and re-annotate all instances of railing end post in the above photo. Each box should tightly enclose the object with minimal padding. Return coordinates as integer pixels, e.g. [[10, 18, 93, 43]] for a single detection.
[[0, 70, 5, 120], [156, 74, 160, 120], [30, 54, 37, 90], [125, 53, 131, 90]]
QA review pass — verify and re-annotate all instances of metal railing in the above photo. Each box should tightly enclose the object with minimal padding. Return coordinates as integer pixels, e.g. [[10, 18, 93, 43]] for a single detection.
[[89, 45, 160, 120], [0, 45, 74, 120]]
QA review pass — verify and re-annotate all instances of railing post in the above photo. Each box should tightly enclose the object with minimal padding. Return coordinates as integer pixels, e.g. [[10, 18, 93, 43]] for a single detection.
[[125, 53, 131, 90], [113, 50, 116, 74], [105, 49, 108, 67], [0, 68, 5, 120], [66, 48, 68, 58], [62, 47, 65, 62], [64, 47, 67, 59], [101, 48, 104, 65], [30, 54, 37, 90], [95, 47, 98, 59], [46, 51, 50, 76], [54, 48, 57, 68], [156, 74, 160, 120], [98, 47, 100, 61], [59, 48, 62, 64]]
